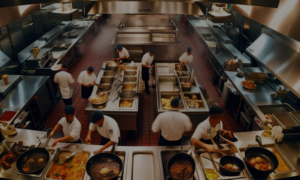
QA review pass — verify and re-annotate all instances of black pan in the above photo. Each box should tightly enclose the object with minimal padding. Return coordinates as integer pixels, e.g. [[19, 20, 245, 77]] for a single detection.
[[16, 147, 50, 174], [167, 139, 195, 180], [220, 156, 245, 176], [86, 144, 122, 180], [244, 135, 279, 174]]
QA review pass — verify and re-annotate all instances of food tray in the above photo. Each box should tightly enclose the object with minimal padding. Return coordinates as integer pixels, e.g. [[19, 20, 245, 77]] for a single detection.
[[132, 152, 156, 180], [272, 112, 300, 129], [45, 149, 90, 180], [160, 93, 185, 110], [289, 111, 300, 123], [176, 71, 191, 77], [197, 150, 245, 180], [183, 93, 206, 109]]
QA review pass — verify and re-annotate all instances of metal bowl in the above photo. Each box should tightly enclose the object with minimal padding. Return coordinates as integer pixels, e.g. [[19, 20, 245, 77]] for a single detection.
[[88, 92, 109, 106]]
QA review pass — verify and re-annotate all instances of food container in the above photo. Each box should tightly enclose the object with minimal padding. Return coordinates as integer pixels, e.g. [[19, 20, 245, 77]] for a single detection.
[[123, 76, 137, 83], [158, 76, 180, 93], [176, 71, 190, 77], [100, 77, 114, 84], [106, 61, 119, 71], [124, 70, 137, 76], [118, 90, 135, 109], [174, 64, 187, 71], [122, 82, 136, 91], [97, 83, 112, 94], [160, 93, 185, 110], [183, 93, 206, 109]]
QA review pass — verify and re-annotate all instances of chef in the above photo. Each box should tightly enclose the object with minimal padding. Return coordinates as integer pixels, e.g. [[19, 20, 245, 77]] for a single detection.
[[191, 105, 224, 152], [85, 110, 120, 154], [141, 49, 155, 94], [54, 63, 75, 106], [49, 105, 82, 146], [179, 47, 193, 65], [112, 44, 130, 62], [77, 66, 100, 99], [152, 98, 192, 146]]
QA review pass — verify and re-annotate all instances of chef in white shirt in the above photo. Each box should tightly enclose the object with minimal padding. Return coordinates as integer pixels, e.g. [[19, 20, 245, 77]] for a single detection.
[[112, 44, 130, 62], [85, 110, 120, 154], [179, 47, 193, 65], [191, 105, 224, 152], [77, 66, 100, 99], [152, 97, 192, 146], [49, 105, 82, 146], [141, 49, 155, 94], [54, 63, 75, 106]]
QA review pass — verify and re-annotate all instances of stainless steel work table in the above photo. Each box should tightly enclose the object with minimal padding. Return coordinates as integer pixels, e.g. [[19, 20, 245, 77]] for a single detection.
[[0, 76, 52, 126], [1, 129, 300, 180], [85, 62, 141, 131]]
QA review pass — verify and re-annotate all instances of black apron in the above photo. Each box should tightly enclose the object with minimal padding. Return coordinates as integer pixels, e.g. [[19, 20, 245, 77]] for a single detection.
[[200, 135, 219, 144], [81, 85, 94, 99], [142, 67, 149, 81]]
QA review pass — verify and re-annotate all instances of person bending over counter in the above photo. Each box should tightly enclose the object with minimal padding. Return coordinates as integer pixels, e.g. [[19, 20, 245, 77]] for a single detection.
[[152, 97, 192, 146], [191, 105, 224, 152], [85, 110, 120, 154], [179, 47, 193, 65], [50, 105, 82, 146], [112, 44, 130, 62]]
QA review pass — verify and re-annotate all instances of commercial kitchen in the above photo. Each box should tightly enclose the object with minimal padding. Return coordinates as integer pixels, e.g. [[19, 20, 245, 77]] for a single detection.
[[0, 1, 299, 180]]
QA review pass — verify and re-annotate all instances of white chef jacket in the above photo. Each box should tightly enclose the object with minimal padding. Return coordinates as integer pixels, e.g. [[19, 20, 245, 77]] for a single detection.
[[142, 52, 154, 66], [179, 52, 193, 63], [152, 111, 192, 141], [118, 47, 130, 59], [191, 118, 223, 140], [58, 117, 81, 142], [89, 115, 120, 143], [77, 70, 97, 85], [54, 71, 75, 99]]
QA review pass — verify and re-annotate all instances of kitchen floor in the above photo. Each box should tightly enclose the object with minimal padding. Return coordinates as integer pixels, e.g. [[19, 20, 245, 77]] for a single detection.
[[43, 20, 244, 146]]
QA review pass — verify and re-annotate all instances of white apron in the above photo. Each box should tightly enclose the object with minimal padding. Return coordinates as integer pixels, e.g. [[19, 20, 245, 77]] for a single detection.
[[59, 87, 73, 99]]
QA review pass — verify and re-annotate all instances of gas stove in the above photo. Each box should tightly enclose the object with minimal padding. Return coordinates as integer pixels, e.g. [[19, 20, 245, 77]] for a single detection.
[[161, 151, 197, 180]]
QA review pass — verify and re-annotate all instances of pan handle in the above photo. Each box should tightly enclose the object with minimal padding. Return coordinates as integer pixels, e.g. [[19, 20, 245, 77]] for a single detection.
[[255, 135, 263, 148], [180, 137, 183, 153], [111, 143, 116, 154]]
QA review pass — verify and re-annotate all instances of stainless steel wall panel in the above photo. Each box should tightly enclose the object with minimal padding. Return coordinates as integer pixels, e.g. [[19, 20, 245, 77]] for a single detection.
[[123, 15, 170, 27]]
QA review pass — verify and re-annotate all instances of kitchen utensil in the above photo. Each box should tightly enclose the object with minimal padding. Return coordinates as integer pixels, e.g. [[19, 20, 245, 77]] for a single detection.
[[168, 138, 195, 180], [88, 92, 109, 106], [58, 144, 87, 165], [220, 156, 245, 176], [237, 68, 245, 77], [86, 143, 122, 180], [244, 135, 279, 174]]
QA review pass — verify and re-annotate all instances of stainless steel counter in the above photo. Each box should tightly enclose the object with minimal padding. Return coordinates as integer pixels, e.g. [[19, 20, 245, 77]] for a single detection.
[[0, 76, 50, 125], [1, 130, 299, 180]]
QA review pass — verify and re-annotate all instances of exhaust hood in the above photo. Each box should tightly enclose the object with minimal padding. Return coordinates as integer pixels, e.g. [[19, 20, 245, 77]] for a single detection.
[[246, 27, 300, 98]]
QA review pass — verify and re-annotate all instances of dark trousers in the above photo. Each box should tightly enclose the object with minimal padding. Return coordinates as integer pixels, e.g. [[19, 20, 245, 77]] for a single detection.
[[62, 98, 72, 106], [100, 136, 110, 145], [81, 85, 94, 99], [158, 134, 182, 146], [144, 81, 150, 92], [67, 138, 82, 144], [200, 135, 219, 145]]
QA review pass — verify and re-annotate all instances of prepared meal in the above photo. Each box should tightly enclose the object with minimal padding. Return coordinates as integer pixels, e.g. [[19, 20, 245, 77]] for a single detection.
[[89, 93, 109, 104], [242, 80, 256, 89], [48, 153, 89, 180], [4, 125, 17, 135], [206, 172, 218, 179], [248, 157, 272, 171], [120, 100, 133, 107], [22, 153, 48, 172], [185, 95, 198, 100], [186, 101, 204, 108], [224, 164, 239, 171], [169, 160, 193, 180], [162, 96, 183, 110], [265, 114, 275, 126], [220, 129, 237, 142], [1, 150, 16, 169], [262, 130, 272, 137], [272, 148, 290, 172], [205, 169, 216, 173]]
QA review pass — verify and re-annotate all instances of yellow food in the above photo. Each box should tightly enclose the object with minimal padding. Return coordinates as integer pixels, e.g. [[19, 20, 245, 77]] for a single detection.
[[38, 158, 45, 163], [162, 96, 182, 110], [206, 173, 212, 179], [212, 172, 218, 179], [273, 149, 290, 172], [120, 100, 133, 107], [49, 153, 89, 180], [224, 164, 233, 170], [242, 80, 256, 89], [206, 172, 218, 179], [100, 167, 109, 175], [123, 84, 135, 90], [262, 130, 271, 137], [205, 169, 216, 173]]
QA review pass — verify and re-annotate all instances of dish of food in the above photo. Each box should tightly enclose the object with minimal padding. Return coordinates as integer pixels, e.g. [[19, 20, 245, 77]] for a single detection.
[[89, 158, 120, 180], [205, 169, 219, 179], [123, 84, 135, 90], [223, 164, 239, 171], [89, 93, 109, 105], [4, 125, 17, 136], [1, 150, 16, 169], [220, 129, 237, 142], [169, 160, 193, 180], [48, 153, 89, 180], [248, 157, 272, 171], [272, 148, 289, 172], [262, 130, 272, 138], [22, 153, 48, 172], [120, 100, 133, 107], [241, 80, 256, 89], [185, 95, 198, 101], [162, 96, 183, 110]]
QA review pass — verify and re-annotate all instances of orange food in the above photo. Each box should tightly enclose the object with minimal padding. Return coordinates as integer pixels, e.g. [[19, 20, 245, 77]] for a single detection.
[[242, 80, 256, 89], [248, 157, 271, 171]]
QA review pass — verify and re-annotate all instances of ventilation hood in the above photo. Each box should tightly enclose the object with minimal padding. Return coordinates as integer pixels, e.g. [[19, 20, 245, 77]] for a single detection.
[[89, 1, 203, 15], [246, 27, 300, 98]]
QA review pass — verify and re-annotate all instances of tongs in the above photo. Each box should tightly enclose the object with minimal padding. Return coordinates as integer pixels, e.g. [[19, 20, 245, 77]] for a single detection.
[[57, 144, 87, 165], [112, 90, 122, 103]]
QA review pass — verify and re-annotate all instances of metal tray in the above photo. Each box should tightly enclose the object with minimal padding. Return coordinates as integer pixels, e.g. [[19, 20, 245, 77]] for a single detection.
[[132, 152, 156, 180], [176, 71, 191, 77], [158, 76, 180, 93], [160, 93, 185, 110], [124, 76, 137, 83], [289, 111, 300, 124], [183, 93, 206, 109], [257, 104, 295, 114], [272, 112, 300, 129], [124, 70, 137, 76], [122, 82, 136, 91]]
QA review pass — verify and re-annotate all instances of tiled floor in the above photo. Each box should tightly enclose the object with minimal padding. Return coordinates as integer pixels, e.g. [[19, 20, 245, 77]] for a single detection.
[[43, 19, 244, 146]]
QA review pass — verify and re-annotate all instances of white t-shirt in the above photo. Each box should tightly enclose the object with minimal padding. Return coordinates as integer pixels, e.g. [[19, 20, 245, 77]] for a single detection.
[[191, 118, 223, 140], [118, 47, 130, 59], [77, 70, 97, 85], [89, 115, 120, 143], [152, 111, 192, 141], [54, 71, 75, 88], [58, 117, 81, 142], [141, 52, 154, 66], [179, 52, 193, 63]]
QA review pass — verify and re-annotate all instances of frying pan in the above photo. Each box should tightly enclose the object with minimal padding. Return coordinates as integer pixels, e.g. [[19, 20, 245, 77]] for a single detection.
[[16, 147, 50, 174], [88, 92, 109, 106], [219, 156, 245, 176], [244, 135, 278, 174], [86, 143, 122, 180], [167, 138, 195, 180]]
